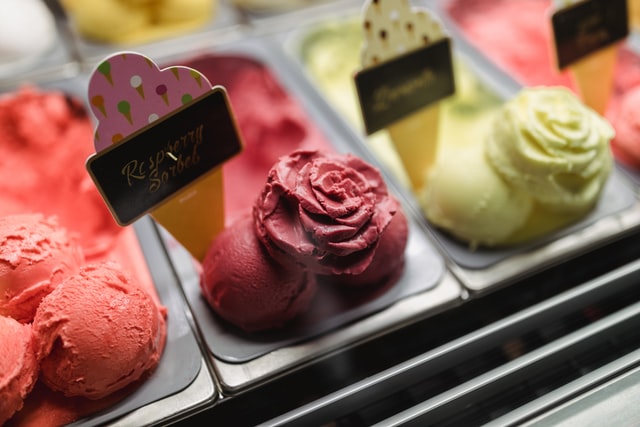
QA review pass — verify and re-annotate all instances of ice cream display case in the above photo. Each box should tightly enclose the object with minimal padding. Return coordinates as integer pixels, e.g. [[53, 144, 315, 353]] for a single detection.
[[280, 3, 640, 294], [2, 0, 640, 426], [150, 35, 460, 393]]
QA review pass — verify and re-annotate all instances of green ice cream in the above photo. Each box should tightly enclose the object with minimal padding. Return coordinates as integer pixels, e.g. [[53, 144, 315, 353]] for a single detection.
[[296, 17, 504, 187]]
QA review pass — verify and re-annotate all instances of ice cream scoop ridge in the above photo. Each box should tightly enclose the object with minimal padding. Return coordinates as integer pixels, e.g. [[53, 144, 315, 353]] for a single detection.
[[0, 315, 38, 425], [201, 214, 317, 333], [486, 86, 613, 214], [254, 150, 399, 276], [0, 214, 84, 323], [32, 261, 167, 400]]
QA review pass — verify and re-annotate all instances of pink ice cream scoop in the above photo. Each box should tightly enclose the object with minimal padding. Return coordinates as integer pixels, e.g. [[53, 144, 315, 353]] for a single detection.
[[254, 150, 401, 278], [200, 214, 317, 333], [201, 150, 409, 332], [0, 315, 38, 425], [611, 86, 640, 168], [0, 214, 84, 323], [32, 261, 167, 400]]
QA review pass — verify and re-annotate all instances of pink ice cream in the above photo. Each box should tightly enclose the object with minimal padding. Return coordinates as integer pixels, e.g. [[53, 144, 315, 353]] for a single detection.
[[0, 214, 84, 324], [0, 315, 38, 425], [445, 0, 640, 164], [201, 150, 408, 332], [174, 54, 333, 223], [254, 150, 406, 283], [0, 86, 123, 260], [32, 262, 167, 400], [611, 85, 640, 168], [0, 86, 165, 424], [201, 214, 317, 333], [333, 209, 408, 287]]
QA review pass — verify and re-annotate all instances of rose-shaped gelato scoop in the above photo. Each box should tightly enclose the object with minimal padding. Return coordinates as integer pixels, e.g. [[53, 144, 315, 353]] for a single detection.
[[254, 150, 405, 280], [486, 86, 613, 214], [201, 150, 408, 332]]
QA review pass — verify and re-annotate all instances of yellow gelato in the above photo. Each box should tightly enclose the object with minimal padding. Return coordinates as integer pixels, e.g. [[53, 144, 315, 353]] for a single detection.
[[231, 0, 326, 12], [423, 87, 614, 248], [486, 87, 613, 214], [61, 0, 216, 45], [422, 145, 533, 248]]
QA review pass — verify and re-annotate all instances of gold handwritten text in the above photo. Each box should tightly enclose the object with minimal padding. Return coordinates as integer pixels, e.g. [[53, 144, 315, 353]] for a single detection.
[[121, 124, 204, 193], [372, 69, 436, 113], [576, 13, 610, 52]]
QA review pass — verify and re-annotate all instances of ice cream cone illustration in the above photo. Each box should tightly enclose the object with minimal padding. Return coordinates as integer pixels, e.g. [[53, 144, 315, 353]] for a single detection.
[[130, 75, 145, 99], [172, 68, 180, 80], [361, 0, 446, 191], [91, 95, 107, 118], [156, 84, 169, 106], [97, 61, 113, 86], [190, 69, 203, 88], [181, 94, 193, 105], [387, 105, 441, 189], [117, 100, 133, 125]]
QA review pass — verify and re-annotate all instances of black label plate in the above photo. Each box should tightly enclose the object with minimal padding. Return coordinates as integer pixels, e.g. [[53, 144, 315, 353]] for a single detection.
[[552, 0, 628, 69], [355, 37, 455, 135], [87, 87, 243, 225]]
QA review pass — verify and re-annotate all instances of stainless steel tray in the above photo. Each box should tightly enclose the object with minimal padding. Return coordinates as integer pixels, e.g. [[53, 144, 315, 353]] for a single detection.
[[151, 36, 461, 393], [0, 78, 216, 426]]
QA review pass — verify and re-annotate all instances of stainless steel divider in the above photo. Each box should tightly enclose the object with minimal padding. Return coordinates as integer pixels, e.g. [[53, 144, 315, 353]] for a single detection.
[[485, 348, 640, 427], [261, 260, 640, 427], [372, 299, 640, 426]]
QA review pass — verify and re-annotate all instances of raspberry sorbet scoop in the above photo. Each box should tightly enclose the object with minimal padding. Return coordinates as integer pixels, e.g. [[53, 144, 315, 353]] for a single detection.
[[201, 150, 409, 332], [0, 214, 84, 323], [0, 315, 38, 425], [32, 262, 167, 399]]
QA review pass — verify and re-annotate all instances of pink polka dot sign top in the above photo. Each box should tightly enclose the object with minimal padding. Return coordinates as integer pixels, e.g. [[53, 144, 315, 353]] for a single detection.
[[88, 52, 213, 152]]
